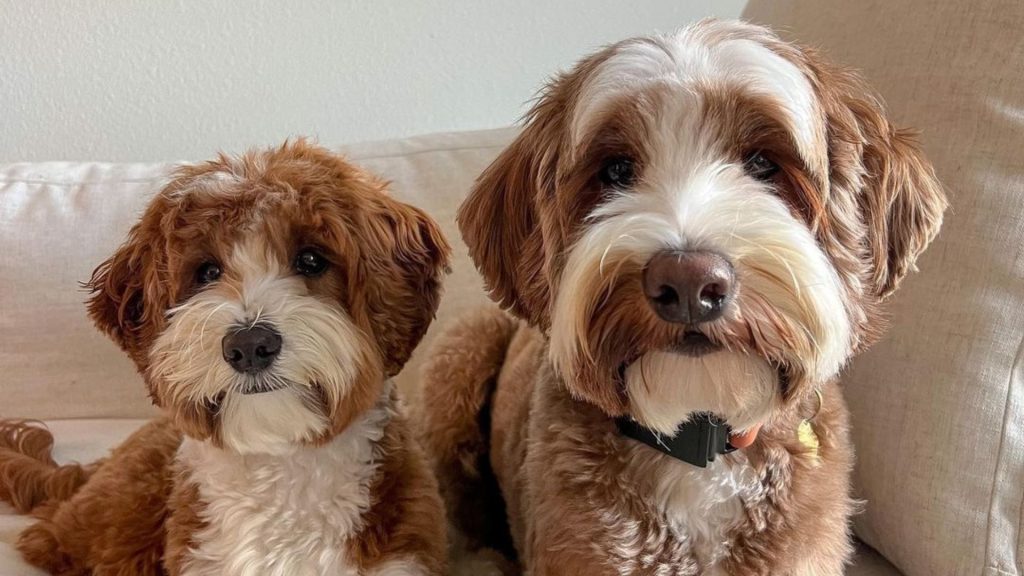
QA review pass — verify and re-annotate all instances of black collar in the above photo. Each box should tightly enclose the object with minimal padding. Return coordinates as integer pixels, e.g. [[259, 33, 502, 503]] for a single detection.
[[616, 413, 736, 468]]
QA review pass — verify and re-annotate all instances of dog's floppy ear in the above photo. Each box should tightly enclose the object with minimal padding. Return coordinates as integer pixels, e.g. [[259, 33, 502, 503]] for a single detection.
[[816, 64, 947, 298], [85, 182, 210, 433], [458, 88, 577, 328], [460, 44, 621, 327], [852, 107, 947, 298], [85, 207, 169, 368], [356, 193, 452, 376]]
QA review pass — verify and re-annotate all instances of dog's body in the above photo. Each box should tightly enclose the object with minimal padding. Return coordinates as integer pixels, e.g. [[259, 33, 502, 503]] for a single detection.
[[421, 20, 946, 575], [0, 142, 451, 575], [424, 308, 851, 575]]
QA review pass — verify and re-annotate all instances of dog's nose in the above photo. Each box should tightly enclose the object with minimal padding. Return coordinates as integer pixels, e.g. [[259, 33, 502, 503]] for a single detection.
[[643, 250, 735, 325], [221, 325, 282, 374]]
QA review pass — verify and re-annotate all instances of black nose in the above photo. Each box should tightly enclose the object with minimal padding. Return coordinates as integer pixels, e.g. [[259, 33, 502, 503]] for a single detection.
[[643, 250, 735, 325], [221, 325, 282, 374]]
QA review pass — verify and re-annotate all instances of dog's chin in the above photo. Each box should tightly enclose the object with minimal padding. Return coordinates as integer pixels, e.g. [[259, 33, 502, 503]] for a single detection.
[[218, 385, 330, 456], [623, 345, 779, 437]]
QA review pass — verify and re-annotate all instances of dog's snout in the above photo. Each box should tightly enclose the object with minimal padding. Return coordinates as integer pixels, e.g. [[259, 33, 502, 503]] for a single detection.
[[643, 250, 734, 325], [221, 325, 282, 374]]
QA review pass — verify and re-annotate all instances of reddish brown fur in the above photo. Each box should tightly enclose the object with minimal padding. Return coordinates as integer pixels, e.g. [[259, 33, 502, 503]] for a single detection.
[[346, 389, 447, 575], [1, 141, 450, 574], [422, 21, 946, 575], [0, 421, 98, 514], [163, 477, 205, 575], [418, 309, 522, 560]]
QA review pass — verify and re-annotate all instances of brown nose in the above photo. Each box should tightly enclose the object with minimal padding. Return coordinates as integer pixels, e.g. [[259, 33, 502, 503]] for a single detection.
[[643, 250, 735, 325]]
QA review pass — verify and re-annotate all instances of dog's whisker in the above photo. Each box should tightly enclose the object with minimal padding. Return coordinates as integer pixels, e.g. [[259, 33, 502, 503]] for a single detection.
[[599, 233, 637, 275], [249, 306, 265, 329], [197, 302, 229, 351]]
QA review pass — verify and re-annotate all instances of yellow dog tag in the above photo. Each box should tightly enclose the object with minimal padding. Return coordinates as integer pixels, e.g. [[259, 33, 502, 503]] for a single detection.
[[798, 420, 820, 465]]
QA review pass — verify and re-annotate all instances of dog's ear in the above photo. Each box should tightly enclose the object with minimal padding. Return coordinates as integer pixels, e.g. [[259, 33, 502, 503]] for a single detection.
[[355, 193, 452, 376], [459, 44, 624, 327], [85, 209, 169, 367], [852, 107, 947, 298], [458, 95, 573, 328], [815, 64, 947, 298]]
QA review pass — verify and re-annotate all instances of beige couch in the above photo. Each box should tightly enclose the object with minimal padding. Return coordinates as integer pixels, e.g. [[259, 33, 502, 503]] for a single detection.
[[2, 2, 1021, 574]]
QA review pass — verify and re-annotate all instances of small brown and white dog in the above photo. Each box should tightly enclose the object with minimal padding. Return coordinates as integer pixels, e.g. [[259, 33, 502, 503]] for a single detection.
[[420, 20, 946, 575], [0, 141, 451, 575]]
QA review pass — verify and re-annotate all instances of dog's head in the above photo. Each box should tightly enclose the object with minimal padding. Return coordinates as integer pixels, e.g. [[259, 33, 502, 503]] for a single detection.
[[459, 20, 946, 435], [86, 141, 450, 454]]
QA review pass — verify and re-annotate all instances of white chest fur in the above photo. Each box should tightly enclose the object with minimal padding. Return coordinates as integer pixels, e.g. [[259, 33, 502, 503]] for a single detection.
[[176, 402, 390, 576], [648, 452, 762, 572]]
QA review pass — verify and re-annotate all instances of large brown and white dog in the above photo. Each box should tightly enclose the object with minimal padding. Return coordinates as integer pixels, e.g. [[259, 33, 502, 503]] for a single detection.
[[0, 142, 451, 575], [420, 20, 946, 575]]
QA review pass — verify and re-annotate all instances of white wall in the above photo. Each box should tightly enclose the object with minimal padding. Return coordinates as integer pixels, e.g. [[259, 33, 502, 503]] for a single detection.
[[1, 1, 746, 162]]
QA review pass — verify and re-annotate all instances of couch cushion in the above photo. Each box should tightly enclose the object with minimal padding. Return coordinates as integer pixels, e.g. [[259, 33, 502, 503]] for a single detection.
[[0, 128, 512, 419], [743, 2, 1024, 575], [1, 162, 167, 420]]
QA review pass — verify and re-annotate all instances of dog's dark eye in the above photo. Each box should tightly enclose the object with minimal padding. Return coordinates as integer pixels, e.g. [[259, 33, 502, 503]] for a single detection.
[[744, 151, 780, 181], [294, 248, 328, 277], [195, 262, 222, 286], [598, 156, 637, 189]]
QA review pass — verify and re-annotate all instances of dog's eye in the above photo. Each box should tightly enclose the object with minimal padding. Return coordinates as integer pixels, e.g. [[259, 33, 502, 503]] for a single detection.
[[195, 262, 222, 286], [294, 248, 329, 277], [598, 156, 637, 189], [743, 151, 780, 181]]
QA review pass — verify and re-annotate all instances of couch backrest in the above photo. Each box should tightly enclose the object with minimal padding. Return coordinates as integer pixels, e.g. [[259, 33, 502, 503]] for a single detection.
[[0, 128, 512, 419]]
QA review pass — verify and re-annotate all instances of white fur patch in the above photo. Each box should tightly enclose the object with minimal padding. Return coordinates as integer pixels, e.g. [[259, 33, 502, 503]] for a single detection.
[[652, 453, 763, 571], [164, 166, 243, 198], [626, 351, 778, 436], [149, 238, 370, 455], [586, 448, 763, 573], [177, 384, 394, 576]]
